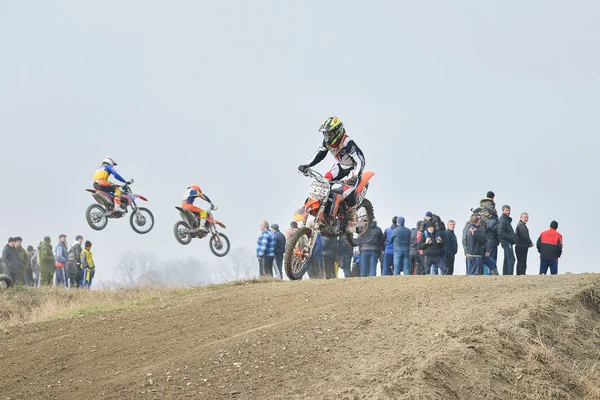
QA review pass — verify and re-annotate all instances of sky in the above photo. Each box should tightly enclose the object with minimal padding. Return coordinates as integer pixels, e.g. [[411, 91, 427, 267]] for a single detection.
[[0, 0, 598, 282]]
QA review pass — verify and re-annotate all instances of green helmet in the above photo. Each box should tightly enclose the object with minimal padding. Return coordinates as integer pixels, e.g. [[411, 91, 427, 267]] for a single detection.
[[319, 117, 346, 154]]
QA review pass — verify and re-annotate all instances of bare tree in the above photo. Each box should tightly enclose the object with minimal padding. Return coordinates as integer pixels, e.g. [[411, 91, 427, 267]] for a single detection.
[[228, 247, 256, 280], [115, 252, 159, 287]]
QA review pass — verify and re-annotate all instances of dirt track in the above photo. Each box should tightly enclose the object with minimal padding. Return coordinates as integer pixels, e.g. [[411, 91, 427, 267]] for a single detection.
[[1, 275, 600, 399]]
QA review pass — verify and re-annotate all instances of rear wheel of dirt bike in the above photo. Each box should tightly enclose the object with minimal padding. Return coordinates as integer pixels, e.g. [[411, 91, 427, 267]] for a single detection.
[[345, 198, 375, 247], [86, 204, 108, 231], [284, 227, 314, 280], [173, 221, 192, 245], [209, 233, 231, 257], [0, 274, 14, 289], [130, 207, 155, 234]]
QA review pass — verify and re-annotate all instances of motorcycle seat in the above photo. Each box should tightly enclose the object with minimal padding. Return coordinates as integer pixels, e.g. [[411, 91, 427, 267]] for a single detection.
[[331, 186, 344, 195]]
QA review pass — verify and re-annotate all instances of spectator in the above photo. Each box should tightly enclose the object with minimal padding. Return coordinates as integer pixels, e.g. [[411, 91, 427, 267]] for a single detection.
[[31, 243, 41, 287], [14, 237, 28, 285], [306, 220, 324, 279], [466, 215, 486, 275], [285, 221, 298, 239], [321, 236, 339, 279], [352, 248, 361, 277], [54, 234, 68, 287], [482, 192, 499, 262], [270, 224, 286, 279], [462, 220, 470, 274], [390, 216, 411, 275], [498, 205, 517, 275], [256, 220, 276, 277], [358, 219, 385, 277], [445, 220, 458, 275], [416, 223, 425, 274], [38, 237, 55, 286], [537, 221, 563, 275], [382, 216, 397, 276], [515, 212, 533, 275], [25, 245, 35, 287], [81, 240, 95, 288], [409, 221, 422, 275], [418, 221, 447, 275], [66, 252, 79, 288], [2, 238, 19, 284], [71, 235, 84, 286], [338, 236, 354, 278]]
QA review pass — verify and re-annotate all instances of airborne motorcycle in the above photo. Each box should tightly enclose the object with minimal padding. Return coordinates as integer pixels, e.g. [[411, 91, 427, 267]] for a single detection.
[[85, 180, 155, 234], [173, 205, 231, 257], [284, 168, 374, 280]]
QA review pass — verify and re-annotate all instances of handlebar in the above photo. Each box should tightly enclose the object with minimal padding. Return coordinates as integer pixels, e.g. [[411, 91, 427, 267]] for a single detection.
[[300, 168, 346, 185]]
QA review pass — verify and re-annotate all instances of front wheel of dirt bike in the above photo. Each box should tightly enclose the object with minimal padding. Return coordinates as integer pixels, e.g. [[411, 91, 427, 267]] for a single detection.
[[86, 204, 108, 231], [0, 274, 14, 289], [345, 198, 375, 247], [284, 227, 314, 280], [209, 233, 231, 257], [173, 221, 192, 245], [130, 207, 155, 234]]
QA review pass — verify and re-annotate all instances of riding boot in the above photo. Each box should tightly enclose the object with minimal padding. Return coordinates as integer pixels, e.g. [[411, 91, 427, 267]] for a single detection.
[[345, 206, 357, 234], [198, 217, 209, 232]]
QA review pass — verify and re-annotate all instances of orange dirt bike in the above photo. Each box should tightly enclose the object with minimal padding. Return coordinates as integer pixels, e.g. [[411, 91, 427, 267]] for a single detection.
[[173, 205, 231, 257], [85, 180, 155, 234], [284, 168, 375, 280]]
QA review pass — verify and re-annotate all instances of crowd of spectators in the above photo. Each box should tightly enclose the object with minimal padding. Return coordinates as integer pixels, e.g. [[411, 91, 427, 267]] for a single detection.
[[1, 234, 96, 288], [259, 191, 564, 279]]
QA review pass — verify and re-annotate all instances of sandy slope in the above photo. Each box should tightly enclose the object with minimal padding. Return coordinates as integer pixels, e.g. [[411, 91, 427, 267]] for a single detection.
[[1, 274, 599, 400]]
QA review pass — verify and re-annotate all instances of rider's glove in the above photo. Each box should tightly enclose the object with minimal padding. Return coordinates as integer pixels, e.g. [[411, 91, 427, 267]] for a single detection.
[[126, 180, 133, 185], [211, 204, 218, 211], [298, 164, 309, 174]]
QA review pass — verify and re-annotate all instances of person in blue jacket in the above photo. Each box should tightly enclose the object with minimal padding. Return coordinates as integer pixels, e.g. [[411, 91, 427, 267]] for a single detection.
[[382, 216, 397, 276], [390, 216, 412, 275]]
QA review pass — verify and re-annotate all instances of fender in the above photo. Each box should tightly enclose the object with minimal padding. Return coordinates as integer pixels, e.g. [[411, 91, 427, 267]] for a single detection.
[[355, 171, 374, 193], [207, 218, 226, 229], [175, 206, 195, 227], [87, 189, 112, 206], [133, 194, 148, 201], [294, 198, 320, 221]]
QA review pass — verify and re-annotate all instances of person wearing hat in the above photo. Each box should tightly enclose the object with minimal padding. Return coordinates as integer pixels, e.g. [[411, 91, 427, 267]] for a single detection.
[[25, 245, 35, 287], [417, 221, 447, 275], [81, 240, 95, 288], [409, 221, 422, 275], [2, 238, 19, 284], [14, 237, 28, 286], [270, 224, 286, 279], [38, 237, 56, 286], [390, 216, 412, 276]]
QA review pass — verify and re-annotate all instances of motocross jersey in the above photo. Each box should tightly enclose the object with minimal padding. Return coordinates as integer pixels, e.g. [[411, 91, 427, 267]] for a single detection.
[[93, 164, 126, 184], [182, 188, 211, 205], [305, 135, 366, 185]]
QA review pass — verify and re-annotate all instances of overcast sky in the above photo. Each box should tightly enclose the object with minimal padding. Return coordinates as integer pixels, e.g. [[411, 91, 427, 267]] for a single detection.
[[1, 1, 597, 280]]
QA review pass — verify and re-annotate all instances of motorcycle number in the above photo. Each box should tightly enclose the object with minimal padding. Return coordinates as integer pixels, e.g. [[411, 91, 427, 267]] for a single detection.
[[308, 182, 330, 200]]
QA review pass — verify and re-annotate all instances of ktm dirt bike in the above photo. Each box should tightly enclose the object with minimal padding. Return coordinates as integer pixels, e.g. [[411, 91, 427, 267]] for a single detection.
[[85, 180, 155, 234], [284, 168, 375, 280], [173, 205, 231, 257]]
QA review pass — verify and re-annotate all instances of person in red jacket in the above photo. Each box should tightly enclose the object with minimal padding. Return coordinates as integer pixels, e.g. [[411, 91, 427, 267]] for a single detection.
[[536, 220, 563, 275]]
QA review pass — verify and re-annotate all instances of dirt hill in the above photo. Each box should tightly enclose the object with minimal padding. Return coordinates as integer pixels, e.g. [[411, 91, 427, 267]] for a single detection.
[[1, 274, 599, 400]]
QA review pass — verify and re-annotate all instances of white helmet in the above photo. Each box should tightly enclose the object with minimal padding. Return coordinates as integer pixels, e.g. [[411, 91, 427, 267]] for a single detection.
[[102, 156, 117, 166]]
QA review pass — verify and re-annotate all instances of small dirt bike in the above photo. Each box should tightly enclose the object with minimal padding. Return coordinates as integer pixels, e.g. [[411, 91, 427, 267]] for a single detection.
[[284, 168, 375, 280], [0, 273, 14, 289], [173, 205, 231, 257], [85, 180, 155, 234]]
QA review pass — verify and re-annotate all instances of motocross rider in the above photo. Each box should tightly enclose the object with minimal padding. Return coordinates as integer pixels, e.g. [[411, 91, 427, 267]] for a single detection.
[[92, 156, 131, 213], [182, 184, 217, 233], [298, 117, 366, 233]]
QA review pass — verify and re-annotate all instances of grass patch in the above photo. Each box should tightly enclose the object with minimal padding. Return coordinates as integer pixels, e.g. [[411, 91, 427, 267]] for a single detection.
[[0, 279, 270, 328]]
